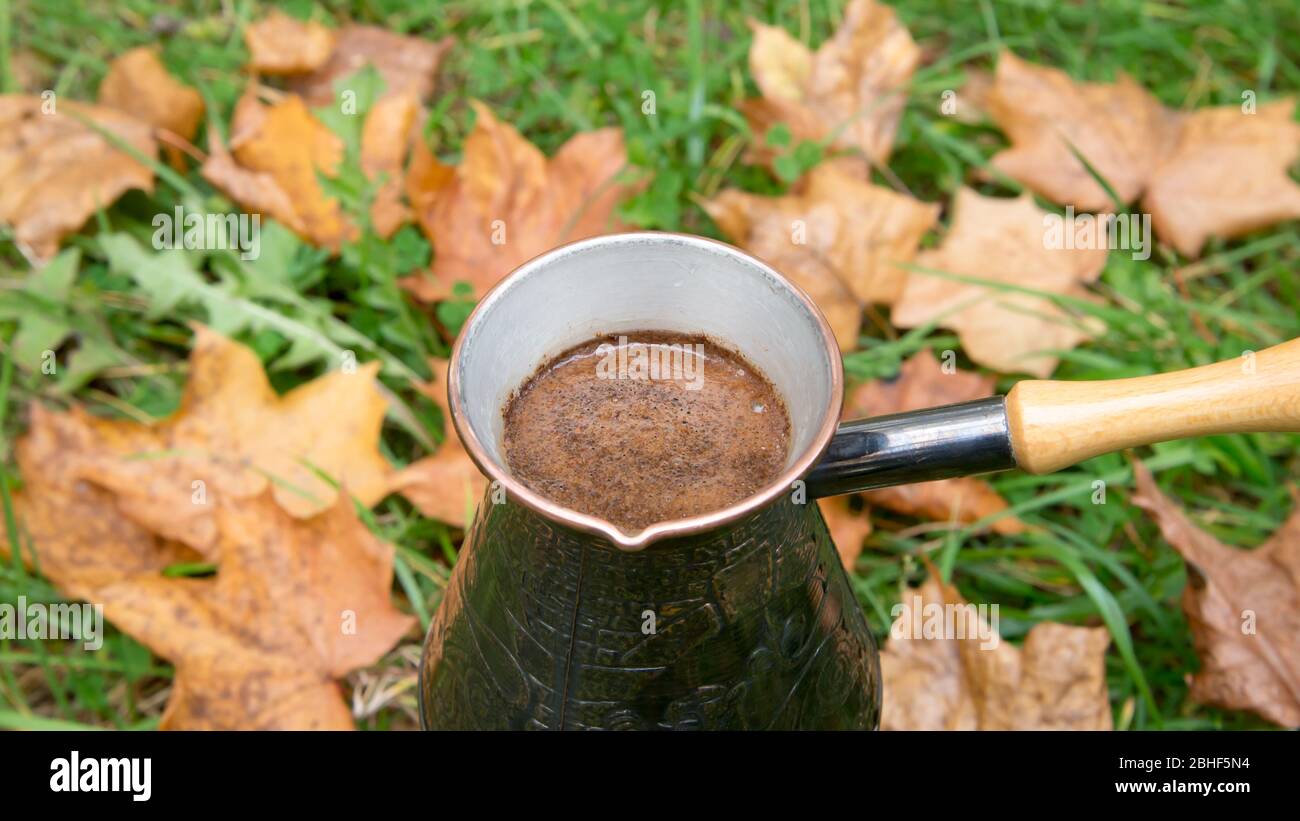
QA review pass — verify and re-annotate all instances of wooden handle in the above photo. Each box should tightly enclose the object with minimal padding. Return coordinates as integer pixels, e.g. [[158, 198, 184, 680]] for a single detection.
[[1005, 338, 1300, 474]]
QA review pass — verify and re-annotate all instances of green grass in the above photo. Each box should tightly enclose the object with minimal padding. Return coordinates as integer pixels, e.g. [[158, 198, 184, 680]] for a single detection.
[[1, 0, 1298, 729]]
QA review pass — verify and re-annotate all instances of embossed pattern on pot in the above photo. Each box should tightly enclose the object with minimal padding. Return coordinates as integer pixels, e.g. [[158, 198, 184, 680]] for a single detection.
[[419, 494, 881, 730]]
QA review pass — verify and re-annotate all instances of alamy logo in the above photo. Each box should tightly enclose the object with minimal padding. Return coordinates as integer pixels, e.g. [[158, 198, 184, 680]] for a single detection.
[[1043, 206, 1151, 261], [890, 594, 1000, 650], [151, 206, 261, 260], [50, 751, 151, 802], [0, 596, 103, 650], [595, 335, 706, 391]]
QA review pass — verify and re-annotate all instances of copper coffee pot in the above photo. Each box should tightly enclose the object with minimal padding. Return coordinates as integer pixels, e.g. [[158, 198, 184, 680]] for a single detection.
[[419, 232, 1300, 730]]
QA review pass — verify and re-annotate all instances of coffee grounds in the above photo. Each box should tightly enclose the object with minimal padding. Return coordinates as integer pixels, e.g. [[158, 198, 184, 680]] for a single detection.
[[502, 332, 791, 533]]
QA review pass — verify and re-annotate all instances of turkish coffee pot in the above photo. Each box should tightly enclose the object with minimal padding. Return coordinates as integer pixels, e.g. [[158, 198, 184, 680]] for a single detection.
[[419, 232, 1300, 730]]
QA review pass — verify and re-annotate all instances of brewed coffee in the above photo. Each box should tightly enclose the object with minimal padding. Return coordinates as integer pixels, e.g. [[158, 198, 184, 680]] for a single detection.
[[502, 332, 791, 532]]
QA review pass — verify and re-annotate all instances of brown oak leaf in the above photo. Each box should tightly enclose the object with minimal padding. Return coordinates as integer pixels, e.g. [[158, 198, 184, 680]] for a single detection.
[[361, 91, 420, 237], [744, 0, 920, 170], [819, 497, 873, 570], [388, 359, 489, 529], [986, 51, 1173, 211], [1131, 461, 1300, 727], [200, 126, 306, 236], [847, 350, 1026, 534], [881, 569, 1112, 729], [225, 92, 348, 248], [97, 492, 414, 730], [987, 52, 1300, 257], [704, 163, 939, 351], [35, 326, 392, 556], [891, 188, 1107, 377], [203, 85, 418, 244], [244, 11, 337, 75], [97, 47, 204, 169], [0, 405, 200, 601], [948, 68, 992, 124], [401, 101, 635, 302], [0, 95, 155, 258], [1142, 101, 1300, 258], [289, 24, 452, 106]]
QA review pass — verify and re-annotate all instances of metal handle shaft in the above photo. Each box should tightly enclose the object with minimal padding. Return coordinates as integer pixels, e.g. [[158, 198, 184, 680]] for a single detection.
[[805, 397, 1017, 498]]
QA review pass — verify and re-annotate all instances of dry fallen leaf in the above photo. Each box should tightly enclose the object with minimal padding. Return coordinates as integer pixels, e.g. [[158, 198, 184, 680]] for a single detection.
[[819, 497, 873, 570], [98, 47, 204, 169], [98, 491, 414, 730], [881, 569, 1112, 729], [1131, 461, 1300, 727], [744, 0, 920, 170], [0, 332, 409, 730], [0, 95, 155, 258], [227, 92, 348, 248], [0, 405, 200, 601], [402, 101, 635, 302], [987, 52, 1300, 257], [35, 326, 392, 555], [986, 52, 1173, 211], [203, 85, 418, 244], [227, 83, 269, 149], [244, 10, 337, 75], [290, 24, 452, 105], [705, 163, 938, 351], [706, 187, 860, 350], [403, 121, 455, 222], [2, 434, 412, 731], [388, 359, 488, 529], [847, 350, 1026, 534], [361, 91, 420, 237], [891, 188, 1107, 377], [200, 125, 306, 236], [948, 67, 992, 124], [1142, 101, 1300, 258]]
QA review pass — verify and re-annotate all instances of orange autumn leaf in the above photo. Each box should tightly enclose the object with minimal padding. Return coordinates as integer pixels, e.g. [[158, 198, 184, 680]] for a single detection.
[[289, 25, 453, 106], [227, 92, 349, 248], [98, 492, 414, 730], [403, 124, 454, 220], [1131, 461, 1300, 727], [986, 52, 1173, 211], [846, 350, 1025, 535], [948, 68, 992, 125], [402, 101, 635, 302], [227, 83, 269, 148], [200, 126, 306, 236], [881, 569, 1112, 729], [97, 47, 204, 169], [0, 95, 156, 258], [891, 188, 1107, 378], [819, 497, 873, 571], [1142, 101, 1300, 258], [244, 10, 337, 75], [706, 193, 859, 352], [705, 163, 938, 351], [388, 359, 488, 529], [744, 0, 920, 171], [203, 85, 420, 245], [361, 91, 420, 237], [31, 326, 392, 556], [0, 332, 409, 731], [987, 52, 1300, 257], [0, 405, 200, 602]]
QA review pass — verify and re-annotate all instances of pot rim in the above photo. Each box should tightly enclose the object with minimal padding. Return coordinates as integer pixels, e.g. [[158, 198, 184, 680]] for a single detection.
[[447, 231, 844, 550]]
